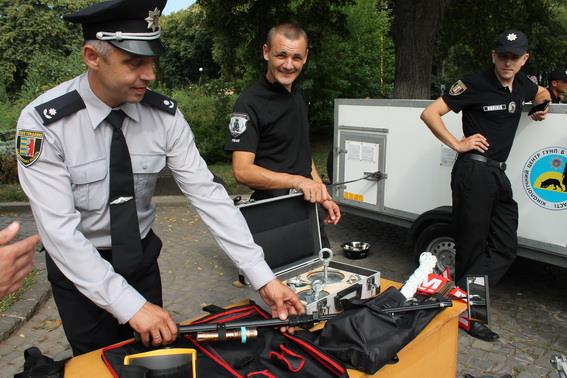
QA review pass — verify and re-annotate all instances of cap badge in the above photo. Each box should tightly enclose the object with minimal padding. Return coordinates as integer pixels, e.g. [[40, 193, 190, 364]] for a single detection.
[[506, 33, 517, 41], [145, 7, 161, 32]]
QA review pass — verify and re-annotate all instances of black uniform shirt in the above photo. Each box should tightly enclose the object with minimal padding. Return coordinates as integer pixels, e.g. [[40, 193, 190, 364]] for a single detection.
[[224, 76, 312, 179], [443, 69, 538, 162]]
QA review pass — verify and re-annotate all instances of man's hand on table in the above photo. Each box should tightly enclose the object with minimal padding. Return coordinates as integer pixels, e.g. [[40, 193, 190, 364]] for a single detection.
[[258, 278, 305, 332], [129, 302, 178, 347]]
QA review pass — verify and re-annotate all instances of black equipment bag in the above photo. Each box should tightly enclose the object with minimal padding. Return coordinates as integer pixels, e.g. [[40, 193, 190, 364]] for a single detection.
[[102, 302, 347, 378], [314, 286, 446, 374], [14, 347, 68, 378]]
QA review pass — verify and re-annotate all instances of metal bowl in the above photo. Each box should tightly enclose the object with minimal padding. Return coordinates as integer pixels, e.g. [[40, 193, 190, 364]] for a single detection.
[[341, 241, 371, 259]]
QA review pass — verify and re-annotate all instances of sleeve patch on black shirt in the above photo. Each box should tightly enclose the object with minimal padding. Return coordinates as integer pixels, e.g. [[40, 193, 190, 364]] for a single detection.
[[228, 113, 249, 139], [449, 80, 468, 96]]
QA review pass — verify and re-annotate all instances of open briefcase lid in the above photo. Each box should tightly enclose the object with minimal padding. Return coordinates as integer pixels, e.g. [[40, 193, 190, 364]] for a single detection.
[[237, 193, 323, 274]]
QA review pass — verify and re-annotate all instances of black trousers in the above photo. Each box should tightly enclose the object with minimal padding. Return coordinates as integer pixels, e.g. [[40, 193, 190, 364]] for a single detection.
[[251, 189, 331, 249], [46, 230, 163, 356], [451, 158, 518, 289]]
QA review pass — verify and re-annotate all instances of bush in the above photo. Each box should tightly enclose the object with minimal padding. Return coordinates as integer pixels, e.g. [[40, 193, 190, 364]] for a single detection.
[[172, 81, 237, 164], [0, 153, 18, 184], [19, 51, 85, 103]]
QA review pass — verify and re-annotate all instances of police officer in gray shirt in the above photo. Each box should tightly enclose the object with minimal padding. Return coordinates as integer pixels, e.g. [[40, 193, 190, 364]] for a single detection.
[[16, 0, 302, 356]]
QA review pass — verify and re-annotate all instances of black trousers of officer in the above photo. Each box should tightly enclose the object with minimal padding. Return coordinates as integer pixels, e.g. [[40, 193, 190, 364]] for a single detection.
[[46, 230, 163, 356], [451, 158, 518, 289]]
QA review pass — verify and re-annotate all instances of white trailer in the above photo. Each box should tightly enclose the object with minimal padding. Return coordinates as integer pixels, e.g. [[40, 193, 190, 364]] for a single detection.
[[330, 99, 567, 272]]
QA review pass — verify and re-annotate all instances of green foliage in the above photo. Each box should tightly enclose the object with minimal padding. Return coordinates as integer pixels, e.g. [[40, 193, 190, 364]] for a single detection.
[[0, 268, 36, 312], [0, 0, 96, 94], [198, 0, 395, 132], [158, 4, 220, 88], [172, 82, 237, 164], [0, 101, 21, 132], [19, 52, 85, 103], [436, 0, 567, 88], [0, 153, 18, 184], [0, 184, 28, 202]]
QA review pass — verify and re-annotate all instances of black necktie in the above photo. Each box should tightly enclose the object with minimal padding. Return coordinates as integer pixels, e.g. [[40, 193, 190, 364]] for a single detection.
[[107, 109, 143, 278]]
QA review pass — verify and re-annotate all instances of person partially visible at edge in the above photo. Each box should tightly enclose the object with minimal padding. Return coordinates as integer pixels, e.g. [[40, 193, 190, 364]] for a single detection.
[[15, 0, 302, 356], [224, 23, 341, 249], [547, 67, 567, 103], [0, 222, 40, 298], [420, 30, 551, 342]]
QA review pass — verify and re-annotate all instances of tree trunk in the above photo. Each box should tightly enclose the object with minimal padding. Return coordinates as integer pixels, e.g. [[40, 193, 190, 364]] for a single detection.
[[392, 0, 451, 99]]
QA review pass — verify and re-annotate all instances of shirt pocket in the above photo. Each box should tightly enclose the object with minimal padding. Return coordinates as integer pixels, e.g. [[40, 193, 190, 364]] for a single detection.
[[130, 154, 166, 200], [68, 158, 108, 211]]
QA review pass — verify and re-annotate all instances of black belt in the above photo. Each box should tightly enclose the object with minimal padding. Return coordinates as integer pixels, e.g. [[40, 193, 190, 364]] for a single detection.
[[459, 153, 507, 171], [97, 230, 155, 259]]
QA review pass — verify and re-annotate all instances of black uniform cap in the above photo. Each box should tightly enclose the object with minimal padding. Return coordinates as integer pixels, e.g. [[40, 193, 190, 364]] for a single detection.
[[494, 30, 528, 55], [64, 0, 167, 57], [549, 67, 567, 82]]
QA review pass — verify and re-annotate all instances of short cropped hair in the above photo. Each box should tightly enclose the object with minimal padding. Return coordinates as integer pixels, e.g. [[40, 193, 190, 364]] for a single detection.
[[84, 40, 114, 58], [266, 23, 308, 49]]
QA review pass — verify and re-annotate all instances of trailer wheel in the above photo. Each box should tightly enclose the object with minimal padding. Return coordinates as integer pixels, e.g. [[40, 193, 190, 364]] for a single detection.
[[414, 223, 455, 274]]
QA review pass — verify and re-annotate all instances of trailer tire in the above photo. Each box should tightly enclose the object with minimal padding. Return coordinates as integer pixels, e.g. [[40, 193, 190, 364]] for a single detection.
[[414, 223, 456, 275]]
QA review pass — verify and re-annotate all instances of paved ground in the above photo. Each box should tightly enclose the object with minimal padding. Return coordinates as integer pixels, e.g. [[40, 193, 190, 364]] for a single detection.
[[0, 197, 566, 377]]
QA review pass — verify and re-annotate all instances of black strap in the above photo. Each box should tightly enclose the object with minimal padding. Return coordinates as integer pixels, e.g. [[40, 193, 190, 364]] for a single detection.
[[201, 304, 226, 314], [14, 347, 67, 378], [107, 109, 143, 278]]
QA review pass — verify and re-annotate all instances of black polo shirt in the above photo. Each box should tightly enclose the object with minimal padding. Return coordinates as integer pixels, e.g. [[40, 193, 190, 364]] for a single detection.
[[224, 76, 312, 178], [442, 69, 538, 162]]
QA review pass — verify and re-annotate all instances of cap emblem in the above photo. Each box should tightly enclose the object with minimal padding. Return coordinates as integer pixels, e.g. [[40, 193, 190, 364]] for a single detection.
[[506, 33, 517, 41], [145, 7, 161, 32]]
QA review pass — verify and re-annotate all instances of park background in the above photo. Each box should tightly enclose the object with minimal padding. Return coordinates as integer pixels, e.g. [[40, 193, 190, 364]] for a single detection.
[[1, 0, 566, 199]]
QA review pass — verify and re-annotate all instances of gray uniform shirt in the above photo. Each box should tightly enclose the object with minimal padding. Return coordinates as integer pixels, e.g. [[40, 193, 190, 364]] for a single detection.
[[17, 73, 275, 324]]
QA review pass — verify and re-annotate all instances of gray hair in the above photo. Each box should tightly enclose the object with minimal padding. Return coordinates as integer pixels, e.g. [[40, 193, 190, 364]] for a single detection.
[[84, 40, 114, 58], [266, 23, 308, 49]]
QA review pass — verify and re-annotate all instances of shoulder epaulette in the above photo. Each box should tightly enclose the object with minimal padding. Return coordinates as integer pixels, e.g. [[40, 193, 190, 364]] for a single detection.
[[34, 90, 86, 126], [141, 90, 177, 115]]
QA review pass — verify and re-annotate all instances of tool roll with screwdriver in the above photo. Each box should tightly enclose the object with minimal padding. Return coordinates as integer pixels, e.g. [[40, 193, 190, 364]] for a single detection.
[[101, 301, 347, 377]]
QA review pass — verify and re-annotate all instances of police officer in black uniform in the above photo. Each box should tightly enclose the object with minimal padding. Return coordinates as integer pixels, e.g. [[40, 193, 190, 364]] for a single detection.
[[421, 30, 551, 341], [547, 67, 567, 103], [16, 0, 302, 355], [224, 23, 341, 242]]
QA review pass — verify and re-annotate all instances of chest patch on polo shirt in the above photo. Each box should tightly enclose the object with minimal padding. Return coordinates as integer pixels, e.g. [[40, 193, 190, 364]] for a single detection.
[[228, 113, 249, 140], [508, 101, 517, 113], [483, 104, 507, 112], [449, 80, 468, 96], [16, 130, 44, 167]]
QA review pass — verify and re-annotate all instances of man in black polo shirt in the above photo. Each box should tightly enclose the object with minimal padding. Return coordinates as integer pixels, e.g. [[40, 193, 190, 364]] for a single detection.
[[547, 67, 567, 103], [421, 30, 551, 341], [225, 23, 341, 243]]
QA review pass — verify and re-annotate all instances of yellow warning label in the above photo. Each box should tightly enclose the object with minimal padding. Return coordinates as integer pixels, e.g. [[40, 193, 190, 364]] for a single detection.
[[343, 192, 364, 202]]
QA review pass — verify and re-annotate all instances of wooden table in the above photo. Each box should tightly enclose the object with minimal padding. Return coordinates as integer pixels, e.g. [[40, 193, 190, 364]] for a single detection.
[[65, 279, 466, 377]]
